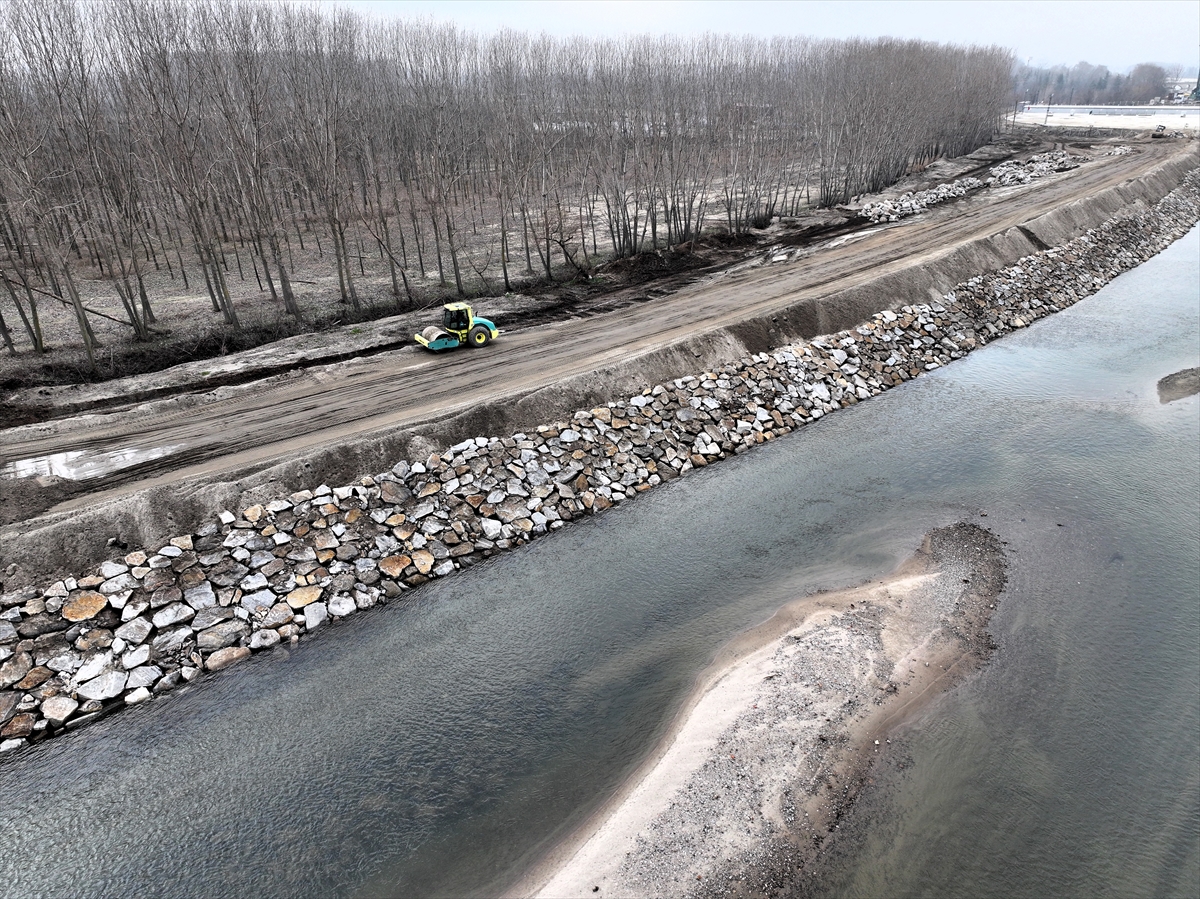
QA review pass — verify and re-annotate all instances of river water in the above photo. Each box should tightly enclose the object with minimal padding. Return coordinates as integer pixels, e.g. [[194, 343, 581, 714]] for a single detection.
[[1, 229, 1196, 899]]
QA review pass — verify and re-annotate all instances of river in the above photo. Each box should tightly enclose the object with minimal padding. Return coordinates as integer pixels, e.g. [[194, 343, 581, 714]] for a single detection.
[[1, 228, 1196, 899]]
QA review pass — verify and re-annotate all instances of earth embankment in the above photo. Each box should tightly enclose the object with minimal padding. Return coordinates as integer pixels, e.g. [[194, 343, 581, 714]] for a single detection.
[[1, 139, 1195, 589]]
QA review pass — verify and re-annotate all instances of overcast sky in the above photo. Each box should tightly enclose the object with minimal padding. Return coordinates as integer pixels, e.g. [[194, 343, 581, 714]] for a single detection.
[[337, 0, 1200, 73]]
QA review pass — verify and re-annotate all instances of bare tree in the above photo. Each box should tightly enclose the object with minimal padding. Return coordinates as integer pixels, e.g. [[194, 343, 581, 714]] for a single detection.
[[0, 0, 1017, 360]]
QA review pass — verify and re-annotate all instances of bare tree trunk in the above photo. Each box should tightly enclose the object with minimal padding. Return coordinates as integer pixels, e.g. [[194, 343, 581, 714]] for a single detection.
[[0, 304, 14, 355]]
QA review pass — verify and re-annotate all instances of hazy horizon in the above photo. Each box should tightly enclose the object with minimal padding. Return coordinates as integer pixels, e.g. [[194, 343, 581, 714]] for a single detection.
[[335, 0, 1200, 75]]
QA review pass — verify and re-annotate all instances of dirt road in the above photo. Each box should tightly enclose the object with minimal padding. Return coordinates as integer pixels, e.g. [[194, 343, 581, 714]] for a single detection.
[[1, 140, 1194, 535]]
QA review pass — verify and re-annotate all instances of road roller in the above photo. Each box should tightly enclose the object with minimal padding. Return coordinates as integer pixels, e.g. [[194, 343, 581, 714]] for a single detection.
[[413, 302, 500, 352]]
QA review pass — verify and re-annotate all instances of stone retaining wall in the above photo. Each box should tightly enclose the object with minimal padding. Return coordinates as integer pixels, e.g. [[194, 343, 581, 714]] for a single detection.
[[7, 149, 1195, 584], [1, 169, 1197, 754]]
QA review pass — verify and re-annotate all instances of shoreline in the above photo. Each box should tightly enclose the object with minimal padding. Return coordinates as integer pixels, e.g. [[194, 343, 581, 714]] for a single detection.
[[3, 142, 1195, 590], [1, 168, 1195, 754], [516, 522, 1006, 898]]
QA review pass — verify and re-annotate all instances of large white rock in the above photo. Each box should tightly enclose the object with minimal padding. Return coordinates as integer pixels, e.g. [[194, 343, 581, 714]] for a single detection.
[[240, 589, 277, 613], [125, 665, 163, 690], [327, 595, 356, 618], [249, 629, 281, 650], [41, 695, 79, 725], [122, 645, 151, 670], [303, 603, 328, 631], [100, 561, 130, 580], [153, 603, 195, 629], [183, 582, 217, 610], [99, 573, 137, 595], [74, 651, 113, 684], [115, 616, 153, 646], [77, 670, 127, 701]]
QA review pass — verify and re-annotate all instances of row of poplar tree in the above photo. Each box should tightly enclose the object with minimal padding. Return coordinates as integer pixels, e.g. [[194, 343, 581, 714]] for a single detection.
[[0, 0, 1013, 364]]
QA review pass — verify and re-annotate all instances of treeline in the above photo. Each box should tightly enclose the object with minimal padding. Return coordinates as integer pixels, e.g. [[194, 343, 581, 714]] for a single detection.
[[0, 0, 1013, 366], [1014, 62, 1172, 106]]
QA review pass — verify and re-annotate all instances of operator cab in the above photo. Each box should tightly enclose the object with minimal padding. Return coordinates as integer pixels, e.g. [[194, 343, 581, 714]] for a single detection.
[[443, 305, 470, 332]]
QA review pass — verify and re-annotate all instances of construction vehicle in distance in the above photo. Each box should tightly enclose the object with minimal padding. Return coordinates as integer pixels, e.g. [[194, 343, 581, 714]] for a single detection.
[[414, 302, 500, 352]]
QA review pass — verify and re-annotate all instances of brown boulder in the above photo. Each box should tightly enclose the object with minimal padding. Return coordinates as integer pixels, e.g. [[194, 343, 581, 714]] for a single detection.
[[62, 591, 107, 622]]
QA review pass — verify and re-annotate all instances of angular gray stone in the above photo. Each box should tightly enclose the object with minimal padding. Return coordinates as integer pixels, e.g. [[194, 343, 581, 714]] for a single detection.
[[41, 695, 79, 725], [239, 572, 270, 592], [0, 621, 17, 643], [151, 626, 193, 656], [77, 669, 127, 701], [73, 651, 112, 685], [126, 665, 164, 690], [0, 651, 32, 689], [0, 692, 18, 725], [47, 651, 82, 674], [248, 550, 277, 570], [124, 687, 151, 705], [149, 586, 181, 608], [208, 562, 249, 588], [16, 613, 69, 638], [196, 620, 250, 652], [153, 603, 195, 629], [410, 502, 436, 520], [495, 497, 529, 524], [183, 582, 217, 610], [114, 616, 153, 646], [240, 589, 277, 614], [121, 598, 150, 622], [191, 606, 234, 631], [100, 560, 130, 579], [122, 645, 151, 670], [99, 573, 137, 595]]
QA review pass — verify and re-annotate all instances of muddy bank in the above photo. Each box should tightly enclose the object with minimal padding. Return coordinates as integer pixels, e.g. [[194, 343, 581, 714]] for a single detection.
[[522, 523, 1006, 899]]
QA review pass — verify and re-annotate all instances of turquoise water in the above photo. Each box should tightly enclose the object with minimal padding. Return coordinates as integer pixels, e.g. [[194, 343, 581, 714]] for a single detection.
[[0, 229, 1196, 899]]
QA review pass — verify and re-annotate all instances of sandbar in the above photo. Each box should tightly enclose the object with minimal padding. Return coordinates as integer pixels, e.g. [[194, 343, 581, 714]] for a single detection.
[[513, 522, 1006, 898]]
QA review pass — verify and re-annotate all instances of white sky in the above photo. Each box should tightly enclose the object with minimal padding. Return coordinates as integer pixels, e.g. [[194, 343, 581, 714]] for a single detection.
[[336, 0, 1200, 72]]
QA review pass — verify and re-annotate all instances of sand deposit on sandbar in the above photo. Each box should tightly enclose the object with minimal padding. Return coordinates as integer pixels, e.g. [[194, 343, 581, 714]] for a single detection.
[[521, 522, 1006, 899]]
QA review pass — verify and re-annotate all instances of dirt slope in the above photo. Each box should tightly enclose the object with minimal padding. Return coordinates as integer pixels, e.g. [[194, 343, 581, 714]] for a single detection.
[[1, 139, 1195, 587]]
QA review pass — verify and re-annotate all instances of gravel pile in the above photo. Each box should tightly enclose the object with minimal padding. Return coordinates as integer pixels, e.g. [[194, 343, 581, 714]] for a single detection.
[[2, 169, 1197, 755], [859, 176, 984, 223], [987, 149, 1081, 186]]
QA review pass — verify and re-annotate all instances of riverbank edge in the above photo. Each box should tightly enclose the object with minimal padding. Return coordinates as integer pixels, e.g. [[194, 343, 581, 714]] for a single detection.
[[3, 144, 1195, 586], [521, 522, 1007, 899], [1, 165, 1197, 754]]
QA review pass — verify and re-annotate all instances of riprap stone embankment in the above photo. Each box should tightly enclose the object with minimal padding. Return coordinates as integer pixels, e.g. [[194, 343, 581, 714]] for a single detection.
[[1, 168, 1197, 753]]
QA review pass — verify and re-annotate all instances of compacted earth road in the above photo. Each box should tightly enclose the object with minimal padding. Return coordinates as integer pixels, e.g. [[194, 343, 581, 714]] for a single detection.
[[0, 139, 1193, 566]]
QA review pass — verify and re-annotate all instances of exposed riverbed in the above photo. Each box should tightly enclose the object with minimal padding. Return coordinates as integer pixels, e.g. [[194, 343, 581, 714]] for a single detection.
[[0, 227, 1196, 899]]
